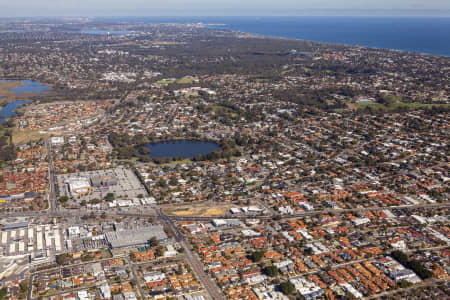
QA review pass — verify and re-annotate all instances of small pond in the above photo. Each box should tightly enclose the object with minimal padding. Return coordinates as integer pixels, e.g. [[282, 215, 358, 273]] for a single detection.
[[142, 140, 220, 159]]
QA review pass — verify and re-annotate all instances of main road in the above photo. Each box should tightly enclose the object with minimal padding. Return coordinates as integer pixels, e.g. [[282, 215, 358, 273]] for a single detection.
[[1, 202, 450, 221], [2, 202, 449, 220], [157, 209, 225, 300], [45, 138, 58, 213]]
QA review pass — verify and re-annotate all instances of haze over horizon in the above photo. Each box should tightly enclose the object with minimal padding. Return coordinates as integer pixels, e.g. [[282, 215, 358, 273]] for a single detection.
[[1, 0, 450, 18]]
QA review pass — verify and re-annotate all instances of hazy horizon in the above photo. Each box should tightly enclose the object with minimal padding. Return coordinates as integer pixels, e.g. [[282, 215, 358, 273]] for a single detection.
[[1, 0, 450, 18], [2, 12, 450, 18]]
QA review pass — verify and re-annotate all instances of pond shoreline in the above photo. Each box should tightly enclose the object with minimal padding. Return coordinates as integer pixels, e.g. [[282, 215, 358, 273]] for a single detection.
[[140, 139, 220, 159], [0, 80, 51, 123]]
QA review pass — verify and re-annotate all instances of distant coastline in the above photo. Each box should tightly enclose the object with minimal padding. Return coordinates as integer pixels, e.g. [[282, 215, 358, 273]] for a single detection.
[[195, 16, 450, 57], [2, 16, 449, 56], [89, 16, 450, 57]]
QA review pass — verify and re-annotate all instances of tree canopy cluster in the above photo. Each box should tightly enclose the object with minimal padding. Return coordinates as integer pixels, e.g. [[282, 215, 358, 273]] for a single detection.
[[109, 131, 242, 163], [391, 250, 433, 280], [0, 129, 17, 164]]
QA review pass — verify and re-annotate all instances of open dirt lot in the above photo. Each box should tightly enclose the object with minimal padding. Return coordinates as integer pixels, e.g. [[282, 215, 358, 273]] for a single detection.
[[164, 204, 238, 217]]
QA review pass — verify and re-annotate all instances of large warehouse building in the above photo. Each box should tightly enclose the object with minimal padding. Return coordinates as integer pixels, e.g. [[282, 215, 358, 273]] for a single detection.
[[66, 177, 91, 196], [105, 225, 167, 248]]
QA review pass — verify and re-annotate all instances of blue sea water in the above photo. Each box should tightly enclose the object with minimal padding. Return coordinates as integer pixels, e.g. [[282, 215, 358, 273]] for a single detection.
[[102, 16, 450, 56], [208, 17, 450, 57]]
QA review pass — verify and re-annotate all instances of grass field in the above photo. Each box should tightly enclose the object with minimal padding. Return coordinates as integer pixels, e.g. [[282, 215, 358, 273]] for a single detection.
[[147, 55, 163, 60], [157, 77, 197, 85], [169, 158, 193, 165], [211, 105, 229, 112], [211, 105, 239, 118], [12, 129, 51, 144], [176, 77, 196, 84], [156, 79, 175, 85]]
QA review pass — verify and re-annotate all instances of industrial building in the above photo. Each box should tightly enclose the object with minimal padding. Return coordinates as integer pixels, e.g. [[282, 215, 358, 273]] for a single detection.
[[66, 177, 91, 196], [1, 222, 29, 232], [105, 225, 167, 248], [57, 168, 147, 204], [0, 224, 64, 256], [90, 175, 117, 187]]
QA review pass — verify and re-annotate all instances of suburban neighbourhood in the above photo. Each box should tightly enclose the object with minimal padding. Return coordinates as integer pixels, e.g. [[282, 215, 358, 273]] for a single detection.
[[0, 18, 448, 300]]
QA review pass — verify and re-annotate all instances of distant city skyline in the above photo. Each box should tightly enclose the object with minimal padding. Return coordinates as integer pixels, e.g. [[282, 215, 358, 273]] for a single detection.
[[1, 0, 450, 18]]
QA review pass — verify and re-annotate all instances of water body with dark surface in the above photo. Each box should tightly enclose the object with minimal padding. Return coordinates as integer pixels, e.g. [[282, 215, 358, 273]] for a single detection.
[[143, 140, 220, 159], [0, 100, 31, 123], [100, 16, 450, 56], [10, 80, 51, 93], [0, 80, 51, 123], [206, 17, 450, 57]]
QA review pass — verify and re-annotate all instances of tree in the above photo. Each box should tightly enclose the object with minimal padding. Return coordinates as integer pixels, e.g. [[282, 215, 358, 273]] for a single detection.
[[391, 250, 433, 279], [398, 280, 412, 288], [279, 281, 295, 295], [130, 253, 137, 262], [264, 265, 279, 277], [303, 247, 313, 256], [156, 247, 165, 257], [56, 253, 69, 265], [0, 287, 7, 300], [149, 236, 160, 247], [251, 251, 264, 262], [104, 193, 115, 201], [19, 282, 28, 294], [59, 195, 69, 203]]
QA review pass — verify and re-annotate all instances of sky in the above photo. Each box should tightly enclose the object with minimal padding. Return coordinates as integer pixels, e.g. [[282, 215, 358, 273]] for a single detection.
[[1, 0, 450, 17]]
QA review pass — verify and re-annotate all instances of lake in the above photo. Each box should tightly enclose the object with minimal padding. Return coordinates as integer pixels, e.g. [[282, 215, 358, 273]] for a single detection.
[[0, 79, 51, 93], [143, 140, 220, 159], [0, 80, 51, 123], [0, 100, 31, 123], [10, 80, 51, 93]]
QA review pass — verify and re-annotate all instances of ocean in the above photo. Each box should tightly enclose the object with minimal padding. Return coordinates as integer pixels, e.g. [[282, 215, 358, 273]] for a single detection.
[[107, 16, 450, 57]]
